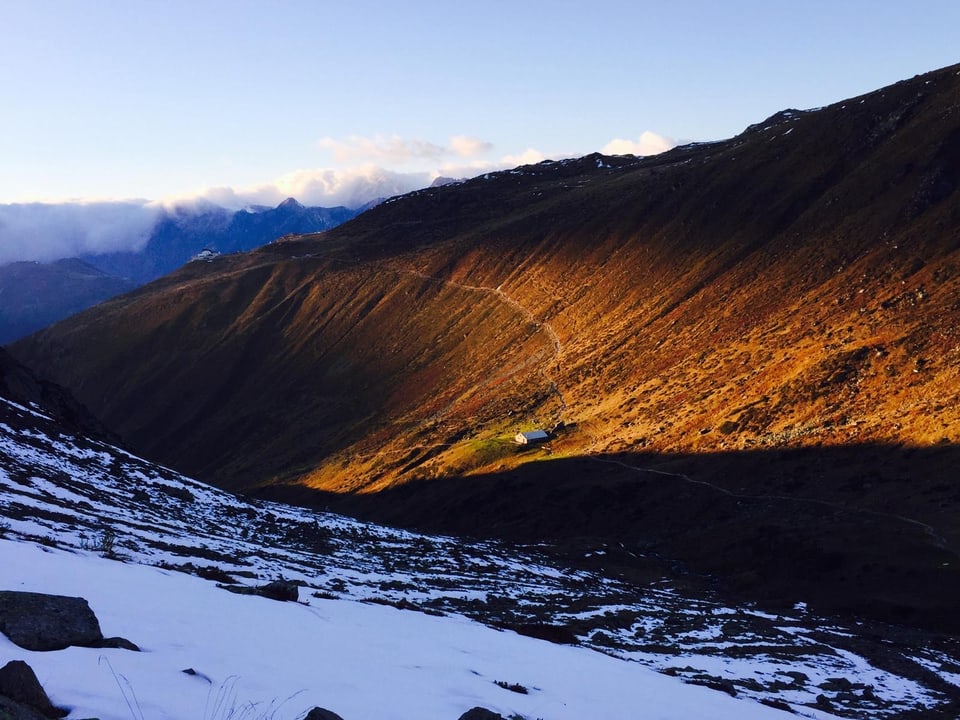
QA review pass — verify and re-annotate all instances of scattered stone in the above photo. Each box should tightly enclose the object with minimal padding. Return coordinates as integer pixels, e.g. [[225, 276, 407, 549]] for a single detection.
[[0, 592, 103, 651], [504, 622, 578, 645], [181, 668, 213, 683], [457, 709, 504, 720], [687, 677, 738, 697], [257, 579, 299, 602], [0, 660, 67, 718], [219, 579, 299, 602], [95, 636, 140, 651], [303, 708, 345, 720]]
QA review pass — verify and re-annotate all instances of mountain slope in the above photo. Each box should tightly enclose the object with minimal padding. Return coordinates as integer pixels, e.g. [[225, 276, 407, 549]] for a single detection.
[[0, 258, 135, 345], [10, 63, 960, 629]]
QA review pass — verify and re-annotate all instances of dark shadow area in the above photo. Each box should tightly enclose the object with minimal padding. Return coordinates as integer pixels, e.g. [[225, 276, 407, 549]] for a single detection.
[[256, 442, 960, 634]]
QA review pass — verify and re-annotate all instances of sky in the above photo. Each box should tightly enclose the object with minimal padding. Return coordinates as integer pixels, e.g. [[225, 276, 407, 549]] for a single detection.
[[0, 0, 958, 260]]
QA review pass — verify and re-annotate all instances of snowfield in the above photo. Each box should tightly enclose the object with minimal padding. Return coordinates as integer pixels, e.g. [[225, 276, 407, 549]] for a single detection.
[[1, 540, 794, 720], [2, 394, 958, 718]]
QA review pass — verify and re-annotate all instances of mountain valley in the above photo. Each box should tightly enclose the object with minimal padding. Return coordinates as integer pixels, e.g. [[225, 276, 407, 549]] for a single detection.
[[7, 63, 960, 647]]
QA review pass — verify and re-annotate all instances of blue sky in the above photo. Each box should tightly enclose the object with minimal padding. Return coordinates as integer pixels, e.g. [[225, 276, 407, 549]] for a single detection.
[[1, 0, 958, 209]]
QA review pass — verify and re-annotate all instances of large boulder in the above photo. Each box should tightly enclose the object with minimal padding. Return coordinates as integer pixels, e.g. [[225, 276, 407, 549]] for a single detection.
[[457, 709, 504, 720], [0, 592, 103, 651], [0, 660, 67, 718], [256, 580, 299, 602], [0, 695, 49, 720], [221, 579, 300, 602], [303, 708, 345, 720]]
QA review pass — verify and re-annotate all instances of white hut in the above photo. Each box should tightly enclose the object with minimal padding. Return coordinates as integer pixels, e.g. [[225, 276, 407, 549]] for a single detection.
[[514, 429, 549, 445]]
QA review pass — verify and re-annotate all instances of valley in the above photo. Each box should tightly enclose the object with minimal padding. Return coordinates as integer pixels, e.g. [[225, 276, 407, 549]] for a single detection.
[[3, 62, 960, 711]]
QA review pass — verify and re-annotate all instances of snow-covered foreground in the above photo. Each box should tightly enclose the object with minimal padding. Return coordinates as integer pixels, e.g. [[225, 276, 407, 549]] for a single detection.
[[2, 394, 959, 718], [1, 539, 796, 720]]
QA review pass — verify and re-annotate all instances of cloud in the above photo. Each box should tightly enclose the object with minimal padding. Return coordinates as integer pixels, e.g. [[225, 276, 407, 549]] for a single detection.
[[500, 148, 548, 167], [449, 136, 493, 157], [601, 131, 675, 156], [168, 166, 434, 211], [0, 201, 161, 265], [0, 166, 436, 266], [317, 134, 494, 166], [0, 140, 560, 266]]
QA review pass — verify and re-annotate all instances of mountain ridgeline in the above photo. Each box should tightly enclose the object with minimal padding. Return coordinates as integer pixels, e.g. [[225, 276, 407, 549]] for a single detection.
[[12, 63, 960, 629], [80, 197, 360, 286]]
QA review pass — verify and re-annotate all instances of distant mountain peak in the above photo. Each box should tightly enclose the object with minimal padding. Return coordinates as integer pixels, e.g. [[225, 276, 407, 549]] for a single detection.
[[430, 176, 464, 188], [277, 197, 305, 210]]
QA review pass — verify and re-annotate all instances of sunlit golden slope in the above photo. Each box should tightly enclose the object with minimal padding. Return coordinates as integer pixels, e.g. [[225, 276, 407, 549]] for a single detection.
[[13, 63, 960, 497]]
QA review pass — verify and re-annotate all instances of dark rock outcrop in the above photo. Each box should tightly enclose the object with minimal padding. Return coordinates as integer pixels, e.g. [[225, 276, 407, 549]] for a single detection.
[[457, 709, 504, 720], [0, 591, 137, 653], [503, 622, 578, 645], [220, 579, 299, 602], [256, 579, 299, 602], [0, 695, 49, 720], [303, 708, 345, 720], [0, 592, 103, 651], [96, 635, 140, 651], [0, 660, 67, 718]]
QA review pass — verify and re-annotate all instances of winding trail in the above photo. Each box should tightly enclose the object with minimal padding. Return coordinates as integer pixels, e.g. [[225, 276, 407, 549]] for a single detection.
[[245, 249, 568, 418], [402, 267, 568, 413]]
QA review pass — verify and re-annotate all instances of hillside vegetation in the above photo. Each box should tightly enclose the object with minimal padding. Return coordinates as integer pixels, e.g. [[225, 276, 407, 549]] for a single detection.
[[12, 63, 960, 629]]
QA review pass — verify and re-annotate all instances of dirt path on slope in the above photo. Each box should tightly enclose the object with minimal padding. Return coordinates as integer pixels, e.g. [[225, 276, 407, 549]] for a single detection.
[[402, 267, 568, 414]]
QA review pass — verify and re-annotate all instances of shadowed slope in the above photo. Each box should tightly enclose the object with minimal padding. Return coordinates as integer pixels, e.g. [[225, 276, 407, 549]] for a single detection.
[[264, 442, 960, 633]]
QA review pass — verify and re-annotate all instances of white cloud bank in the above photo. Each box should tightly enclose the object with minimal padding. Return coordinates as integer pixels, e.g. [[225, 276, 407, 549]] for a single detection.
[[0, 131, 673, 265], [0, 201, 161, 265], [317, 134, 493, 165], [602, 131, 675, 156], [178, 166, 434, 211], [0, 168, 436, 266]]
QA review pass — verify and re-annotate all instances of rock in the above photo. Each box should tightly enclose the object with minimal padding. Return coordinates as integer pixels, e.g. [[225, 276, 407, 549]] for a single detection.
[[0, 660, 67, 718], [0, 695, 49, 720], [504, 622, 578, 645], [303, 708, 345, 720], [95, 636, 140, 651], [458, 709, 505, 720], [257, 580, 299, 602], [181, 667, 213, 683], [220, 579, 300, 602], [0, 592, 103, 651]]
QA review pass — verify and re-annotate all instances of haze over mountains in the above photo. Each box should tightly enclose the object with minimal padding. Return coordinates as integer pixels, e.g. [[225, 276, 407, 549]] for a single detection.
[[10, 63, 960, 635], [0, 198, 363, 343]]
